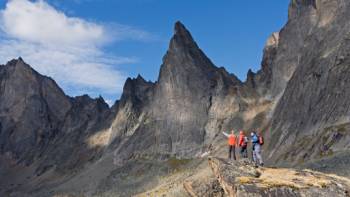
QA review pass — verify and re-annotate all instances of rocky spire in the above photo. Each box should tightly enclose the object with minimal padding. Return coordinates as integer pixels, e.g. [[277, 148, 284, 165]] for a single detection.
[[159, 21, 219, 83], [119, 74, 154, 107], [168, 21, 199, 52], [246, 69, 256, 88]]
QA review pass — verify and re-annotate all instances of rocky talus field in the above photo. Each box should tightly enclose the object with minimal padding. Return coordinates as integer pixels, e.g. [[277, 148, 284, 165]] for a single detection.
[[1, 0, 350, 196]]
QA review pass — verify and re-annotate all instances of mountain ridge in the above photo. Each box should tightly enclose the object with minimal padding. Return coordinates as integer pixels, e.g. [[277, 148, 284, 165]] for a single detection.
[[0, 21, 272, 196]]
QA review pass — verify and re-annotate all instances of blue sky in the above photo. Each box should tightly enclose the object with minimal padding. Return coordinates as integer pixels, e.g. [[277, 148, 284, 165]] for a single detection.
[[0, 0, 289, 105]]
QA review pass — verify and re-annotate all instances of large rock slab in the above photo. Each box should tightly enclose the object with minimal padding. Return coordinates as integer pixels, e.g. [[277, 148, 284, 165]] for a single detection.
[[185, 157, 350, 197]]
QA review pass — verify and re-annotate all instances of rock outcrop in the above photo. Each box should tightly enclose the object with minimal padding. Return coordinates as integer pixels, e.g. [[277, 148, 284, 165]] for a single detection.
[[252, 32, 279, 96], [266, 0, 350, 174], [184, 157, 350, 197]]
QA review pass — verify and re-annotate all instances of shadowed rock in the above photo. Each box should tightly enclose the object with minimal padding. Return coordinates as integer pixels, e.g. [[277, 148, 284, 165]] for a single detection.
[[266, 0, 350, 174]]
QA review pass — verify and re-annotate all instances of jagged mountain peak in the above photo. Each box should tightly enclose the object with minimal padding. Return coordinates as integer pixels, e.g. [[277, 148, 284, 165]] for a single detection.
[[6, 57, 32, 70], [173, 21, 195, 40], [169, 21, 199, 53], [72, 94, 109, 111], [135, 74, 150, 84], [174, 21, 186, 32], [125, 74, 153, 87], [6, 57, 23, 65], [121, 74, 154, 103], [3, 58, 53, 84], [246, 69, 256, 88], [158, 21, 243, 94], [246, 68, 256, 83], [160, 22, 217, 79]]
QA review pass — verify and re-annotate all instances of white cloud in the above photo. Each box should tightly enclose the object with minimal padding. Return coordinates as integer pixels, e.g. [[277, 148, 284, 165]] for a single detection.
[[0, 0, 152, 99], [1, 0, 106, 46]]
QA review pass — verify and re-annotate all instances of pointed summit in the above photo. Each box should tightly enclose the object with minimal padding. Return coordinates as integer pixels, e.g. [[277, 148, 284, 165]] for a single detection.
[[246, 69, 256, 88], [174, 21, 194, 40], [174, 21, 185, 31], [5, 57, 41, 77], [162, 21, 212, 67], [121, 74, 154, 104], [136, 74, 146, 82], [169, 21, 199, 52], [159, 21, 240, 87]]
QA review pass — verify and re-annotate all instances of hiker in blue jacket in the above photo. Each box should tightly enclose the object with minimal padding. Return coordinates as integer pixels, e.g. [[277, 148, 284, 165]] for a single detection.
[[251, 131, 264, 167]]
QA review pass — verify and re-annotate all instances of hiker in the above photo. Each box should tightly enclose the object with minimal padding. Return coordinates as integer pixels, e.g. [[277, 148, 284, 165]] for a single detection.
[[251, 132, 255, 161], [251, 131, 264, 166], [222, 130, 237, 160], [238, 131, 248, 158]]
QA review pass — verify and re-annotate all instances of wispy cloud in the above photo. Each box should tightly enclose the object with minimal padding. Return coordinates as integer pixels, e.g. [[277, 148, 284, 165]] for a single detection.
[[0, 0, 153, 99]]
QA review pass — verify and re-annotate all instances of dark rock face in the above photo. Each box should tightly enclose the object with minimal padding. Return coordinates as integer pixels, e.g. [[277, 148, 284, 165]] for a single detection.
[[0, 58, 112, 173], [37, 94, 111, 174], [266, 0, 324, 97], [0, 59, 71, 164], [266, 0, 350, 171]]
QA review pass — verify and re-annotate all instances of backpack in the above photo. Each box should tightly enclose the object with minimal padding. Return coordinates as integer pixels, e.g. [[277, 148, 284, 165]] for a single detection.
[[252, 134, 259, 143], [243, 136, 249, 146], [259, 136, 264, 145]]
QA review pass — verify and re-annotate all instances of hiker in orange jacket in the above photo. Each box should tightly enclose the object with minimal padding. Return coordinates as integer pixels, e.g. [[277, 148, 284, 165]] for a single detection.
[[222, 130, 237, 160], [238, 131, 248, 158]]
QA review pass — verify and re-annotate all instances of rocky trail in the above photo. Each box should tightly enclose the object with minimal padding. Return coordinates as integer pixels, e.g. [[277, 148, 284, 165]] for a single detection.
[[184, 157, 350, 197]]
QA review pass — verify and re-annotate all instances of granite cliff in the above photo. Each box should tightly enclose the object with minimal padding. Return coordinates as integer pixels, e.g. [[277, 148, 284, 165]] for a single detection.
[[266, 0, 350, 177]]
